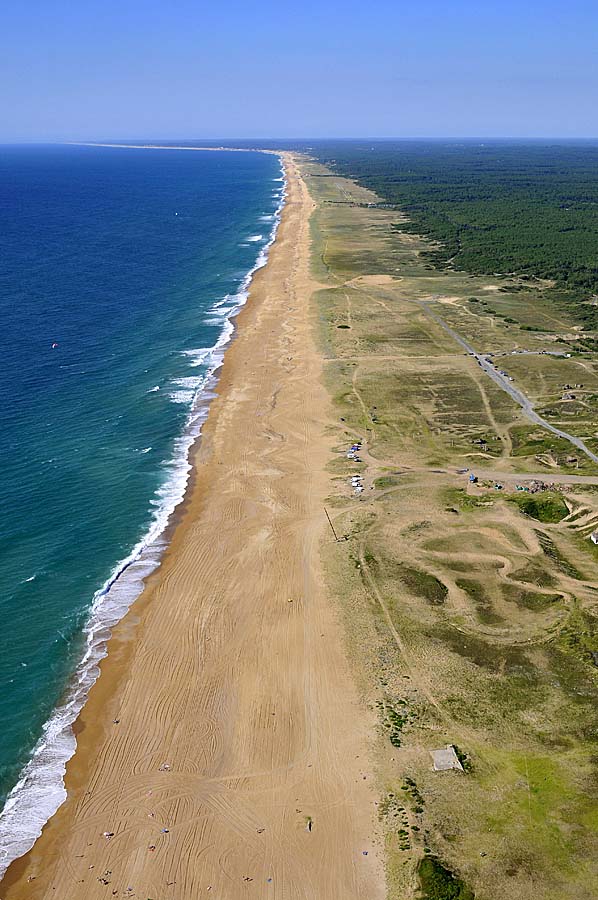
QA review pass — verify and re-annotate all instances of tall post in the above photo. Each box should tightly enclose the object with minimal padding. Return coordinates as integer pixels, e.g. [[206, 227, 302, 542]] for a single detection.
[[324, 507, 339, 542]]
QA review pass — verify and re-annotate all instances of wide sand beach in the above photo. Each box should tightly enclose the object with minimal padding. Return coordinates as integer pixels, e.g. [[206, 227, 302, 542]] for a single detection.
[[0, 154, 384, 899]]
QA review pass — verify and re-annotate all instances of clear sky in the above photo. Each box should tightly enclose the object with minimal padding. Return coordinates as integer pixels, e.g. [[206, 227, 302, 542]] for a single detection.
[[2, 0, 597, 141]]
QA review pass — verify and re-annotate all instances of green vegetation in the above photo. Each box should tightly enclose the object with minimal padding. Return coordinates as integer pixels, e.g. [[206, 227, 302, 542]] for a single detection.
[[507, 492, 569, 523], [374, 475, 401, 489], [559, 606, 598, 667], [417, 856, 475, 900], [455, 578, 503, 624], [452, 745, 473, 773], [443, 488, 493, 511], [398, 565, 448, 606], [501, 583, 562, 611], [378, 697, 411, 747], [511, 562, 557, 588], [431, 624, 538, 678], [402, 776, 425, 809], [509, 427, 580, 461], [364, 547, 448, 605], [306, 152, 598, 900], [310, 141, 598, 323], [535, 530, 583, 579]]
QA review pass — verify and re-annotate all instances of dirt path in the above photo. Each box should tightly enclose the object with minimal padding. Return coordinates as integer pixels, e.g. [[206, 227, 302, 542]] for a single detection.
[[469, 370, 513, 456], [0, 156, 384, 900], [340, 267, 598, 466], [416, 300, 598, 464]]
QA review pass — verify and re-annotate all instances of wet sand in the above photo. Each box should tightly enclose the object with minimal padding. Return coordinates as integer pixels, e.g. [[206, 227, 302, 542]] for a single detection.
[[0, 154, 384, 899]]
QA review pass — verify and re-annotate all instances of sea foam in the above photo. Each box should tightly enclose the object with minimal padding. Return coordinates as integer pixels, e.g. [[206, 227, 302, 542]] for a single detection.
[[0, 153, 287, 879]]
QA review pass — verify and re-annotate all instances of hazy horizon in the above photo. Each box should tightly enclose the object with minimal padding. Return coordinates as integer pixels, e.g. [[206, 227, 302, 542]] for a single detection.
[[5, 137, 598, 146], [2, 0, 597, 142]]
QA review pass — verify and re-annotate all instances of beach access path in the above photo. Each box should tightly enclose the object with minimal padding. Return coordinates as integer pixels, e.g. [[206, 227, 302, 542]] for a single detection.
[[0, 155, 384, 899]]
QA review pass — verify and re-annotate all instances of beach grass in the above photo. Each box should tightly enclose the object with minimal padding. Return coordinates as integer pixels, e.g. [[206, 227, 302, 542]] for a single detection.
[[304, 157, 598, 900]]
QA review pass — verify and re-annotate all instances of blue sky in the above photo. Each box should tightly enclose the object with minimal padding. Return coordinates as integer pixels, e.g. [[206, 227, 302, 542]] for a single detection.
[[2, 0, 597, 140]]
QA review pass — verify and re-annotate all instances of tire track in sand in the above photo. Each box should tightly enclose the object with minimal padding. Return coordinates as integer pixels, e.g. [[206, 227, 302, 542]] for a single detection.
[[1, 156, 385, 900]]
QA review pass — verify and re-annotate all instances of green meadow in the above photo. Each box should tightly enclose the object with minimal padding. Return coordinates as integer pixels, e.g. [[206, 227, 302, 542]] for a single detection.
[[303, 153, 598, 900]]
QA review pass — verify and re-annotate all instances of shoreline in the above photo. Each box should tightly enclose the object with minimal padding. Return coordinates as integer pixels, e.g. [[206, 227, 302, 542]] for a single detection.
[[1, 154, 384, 898], [66, 142, 281, 153], [0, 149, 286, 882]]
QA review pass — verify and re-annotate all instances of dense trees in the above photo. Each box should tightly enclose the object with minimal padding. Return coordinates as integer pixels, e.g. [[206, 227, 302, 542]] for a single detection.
[[309, 141, 598, 298]]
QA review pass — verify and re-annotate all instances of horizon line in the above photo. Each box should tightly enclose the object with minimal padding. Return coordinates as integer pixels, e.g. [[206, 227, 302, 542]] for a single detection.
[[2, 135, 598, 145]]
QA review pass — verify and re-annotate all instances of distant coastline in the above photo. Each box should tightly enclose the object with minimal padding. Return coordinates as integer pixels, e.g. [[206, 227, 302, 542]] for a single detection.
[[67, 141, 279, 153]]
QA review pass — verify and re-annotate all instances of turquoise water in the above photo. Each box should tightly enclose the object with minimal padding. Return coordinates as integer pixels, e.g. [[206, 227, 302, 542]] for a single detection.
[[0, 144, 283, 871]]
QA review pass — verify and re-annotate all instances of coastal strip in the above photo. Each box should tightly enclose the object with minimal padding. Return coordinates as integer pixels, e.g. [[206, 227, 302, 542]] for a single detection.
[[0, 152, 287, 880], [0, 154, 384, 899]]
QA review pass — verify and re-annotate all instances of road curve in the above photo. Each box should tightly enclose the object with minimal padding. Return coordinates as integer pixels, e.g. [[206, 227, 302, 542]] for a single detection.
[[419, 301, 598, 465]]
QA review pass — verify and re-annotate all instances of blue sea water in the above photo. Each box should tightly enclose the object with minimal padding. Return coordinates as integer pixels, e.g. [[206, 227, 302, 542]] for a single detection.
[[0, 144, 283, 872]]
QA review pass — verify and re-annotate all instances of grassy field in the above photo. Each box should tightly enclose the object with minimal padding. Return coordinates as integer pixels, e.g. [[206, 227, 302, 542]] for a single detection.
[[309, 141, 598, 307], [302, 158, 598, 899]]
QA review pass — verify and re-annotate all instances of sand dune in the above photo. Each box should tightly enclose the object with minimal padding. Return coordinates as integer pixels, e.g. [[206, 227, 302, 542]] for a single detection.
[[0, 155, 384, 899]]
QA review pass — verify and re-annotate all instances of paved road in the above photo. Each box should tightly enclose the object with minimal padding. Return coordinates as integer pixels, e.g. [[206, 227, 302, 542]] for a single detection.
[[419, 301, 598, 465]]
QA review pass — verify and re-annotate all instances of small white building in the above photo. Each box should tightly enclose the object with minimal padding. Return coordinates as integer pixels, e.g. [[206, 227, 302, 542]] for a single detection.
[[590, 530, 598, 545], [430, 745, 464, 772]]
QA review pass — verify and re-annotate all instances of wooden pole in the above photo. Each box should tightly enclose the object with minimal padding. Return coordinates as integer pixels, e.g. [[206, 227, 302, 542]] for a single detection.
[[324, 507, 340, 542]]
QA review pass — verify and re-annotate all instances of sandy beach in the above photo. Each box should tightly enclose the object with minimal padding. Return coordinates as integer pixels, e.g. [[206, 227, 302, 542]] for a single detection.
[[0, 154, 384, 899]]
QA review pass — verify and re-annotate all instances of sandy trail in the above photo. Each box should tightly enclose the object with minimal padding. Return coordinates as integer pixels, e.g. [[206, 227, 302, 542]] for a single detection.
[[1, 156, 384, 899]]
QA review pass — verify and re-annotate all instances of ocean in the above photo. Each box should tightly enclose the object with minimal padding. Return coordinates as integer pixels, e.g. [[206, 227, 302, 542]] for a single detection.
[[0, 144, 283, 874]]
